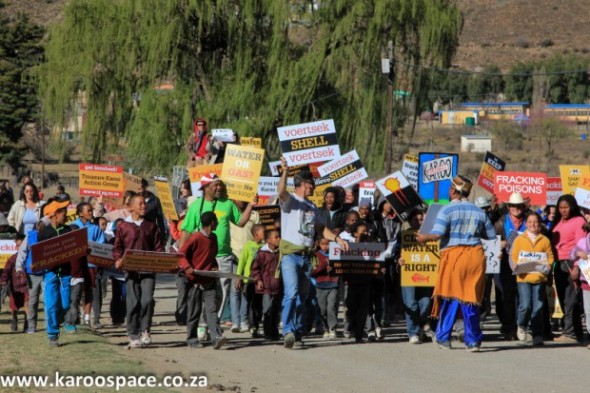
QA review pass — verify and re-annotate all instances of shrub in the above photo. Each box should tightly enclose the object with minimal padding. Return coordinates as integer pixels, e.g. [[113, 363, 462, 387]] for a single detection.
[[539, 39, 554, 48], [515, 38, 530, 49]]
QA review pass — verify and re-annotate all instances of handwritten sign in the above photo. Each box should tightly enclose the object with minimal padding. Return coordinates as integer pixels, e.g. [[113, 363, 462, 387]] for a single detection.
[[400, 229, 440, 287], [417, 152, 459, 204], [79, 163, 124, 198], [317, 150, 368, 188], [88, 241, 114, 268], [31, 228, 88, 273], [278, 119, 340, 165], [221, 144, 265, 203], [121, 250, 182, 273], [513, 251, 548, 274], [483, 236, 501, 274], [401, 154, 419, 190]]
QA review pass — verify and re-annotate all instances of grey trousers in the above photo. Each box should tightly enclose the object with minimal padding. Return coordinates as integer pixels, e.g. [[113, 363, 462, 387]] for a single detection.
[[217, 255, 236, 319], [27, 274, 45, 329], [66, 283, 84, 325], [186, 280, 222, 344], [317, 287, 339, 332], [175, 271, 191, 325], [125, 273, 155, 338]]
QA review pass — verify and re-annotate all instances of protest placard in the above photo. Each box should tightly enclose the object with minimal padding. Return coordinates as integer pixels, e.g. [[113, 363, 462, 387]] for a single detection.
[[579, 259, 590, 282], [188, 163, 223, 196], [79, 163, 124, 198], [211, 129, 236, 142], [253, 205, 281, 230], [574, 174, 590, 209], [400, 229, 440, 287], [329, 242, 393, 276], [308, 176, 332, 207], [559, 165, 590, 195], [317, 150, 368, 188], [221, 144, 265, 203], [546, 177, 562, 206], [494, 171, 547, 206], [401, 154, 419, 190], [417, 153, 458, 204], [154, 176, 179, 221], [240, 137, 262, 147], [477, 151, 506, 194], [376, 171, 427, 222], [513, 251, 548, 274], [419, 203, 444, 234], [257, 177, 294, 197], [358, 180, 376, 208], [121, 250, 182, 273], [31, 228, 88, 273], [0, 239, 17, 269], [277, 119, 340, 165], [483, 235, 501, 274], [65, 202, 78, 225], [88, 241, 114, 269]]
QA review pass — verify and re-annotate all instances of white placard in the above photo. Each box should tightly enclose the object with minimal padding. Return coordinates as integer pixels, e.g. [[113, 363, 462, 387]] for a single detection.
[[579, 259, 590, 282], [317, 150, 368, 188], [421, 156, 454, 184], [329, 242, 394, 262], [211, 129, 236, 142], [482, 236, 501, 274], [513, 251, 548, 274], [277, 119, 340, 165], [401, 155, 419, 190]]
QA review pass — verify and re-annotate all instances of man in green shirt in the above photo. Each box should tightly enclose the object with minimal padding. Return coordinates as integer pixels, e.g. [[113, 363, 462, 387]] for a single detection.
[[180, 173, 255, 326]]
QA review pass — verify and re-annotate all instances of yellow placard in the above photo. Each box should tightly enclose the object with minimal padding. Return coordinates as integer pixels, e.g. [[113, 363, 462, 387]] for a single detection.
[[400, 229, 440, 287], [559, 165, 590, 195], [0, 240, 17, 269], [308, 183, 331, 208], [221, 145, 265, 203], [188, 163, 223, 183], [154, 177, 179, 221], [240, 137, 262, 147], [404, 154, 418, 163]]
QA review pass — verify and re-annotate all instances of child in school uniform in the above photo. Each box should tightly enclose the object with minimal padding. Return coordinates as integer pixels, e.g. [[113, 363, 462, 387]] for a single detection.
[[1, 235, 27, 332], [251, 229, 282, 340], [179, 211, 227, 349], [312, 236, 340, 339], [114, 194, 164, 348]]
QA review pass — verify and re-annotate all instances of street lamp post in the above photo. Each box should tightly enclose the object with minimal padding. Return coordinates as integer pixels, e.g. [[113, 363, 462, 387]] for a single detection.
[[382, 41, 395, 174]]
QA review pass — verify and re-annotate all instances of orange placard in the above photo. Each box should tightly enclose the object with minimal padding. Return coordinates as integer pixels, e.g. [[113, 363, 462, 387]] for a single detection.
[[79, 163, 124, 198], [121, 250, 182, 273]]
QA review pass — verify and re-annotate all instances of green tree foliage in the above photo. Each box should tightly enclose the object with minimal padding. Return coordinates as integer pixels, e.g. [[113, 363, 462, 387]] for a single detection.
[[489, 120, 523, 152], [0, 13, 44, 170], [39, 0, 462, 175], [529, 116, 572, 169]]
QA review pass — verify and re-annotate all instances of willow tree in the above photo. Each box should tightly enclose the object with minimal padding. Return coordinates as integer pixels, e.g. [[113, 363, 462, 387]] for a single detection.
[[39, 0, 461, 175]]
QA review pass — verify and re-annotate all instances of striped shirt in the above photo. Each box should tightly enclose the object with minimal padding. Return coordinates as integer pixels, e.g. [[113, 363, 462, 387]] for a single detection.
[[431, 199, 496, 250]]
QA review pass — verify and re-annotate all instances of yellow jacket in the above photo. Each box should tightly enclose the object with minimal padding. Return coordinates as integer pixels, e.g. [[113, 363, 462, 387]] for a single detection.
[[510, 232, 554, 284]]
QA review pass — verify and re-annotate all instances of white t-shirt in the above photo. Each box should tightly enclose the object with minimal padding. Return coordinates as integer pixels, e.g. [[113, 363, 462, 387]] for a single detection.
[[280, 193, 320, 247]]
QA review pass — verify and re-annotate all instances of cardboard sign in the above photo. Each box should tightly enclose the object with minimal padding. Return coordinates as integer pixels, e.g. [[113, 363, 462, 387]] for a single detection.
[[88, 241, 114, 269], [477, 151, 506, 194], [120, 250, 182, 273], [401, 154, 419, 190], [79, 163, 124, 198], [400, 229, 440, 287], [240, 137, 262, 147], [124, 172, 143, 193], [188, 163, 223, 196], [278, 119, 340, 165], [376, 171, 427, 222], [317, 150, 368, 188], [574, 174, 590, 209], [513, 251, 548, 274], [154, 176, 179, 220], [0, 239, 17, 269], [253, 205, 281, 230], [329, 242, 393, 262], [579, 259, 590, 282], [546, 177, 562, 206], [417, 153, 459, 204], [31, 228, 88, 273], [358, 180, 376, 208], [308, 176, 332, 208], [211, 129, 236, 142], [221, 144, 265, 203], [494, 172, 547, 206], [559, 165, 590, 195], [483, 235, 501, 274]]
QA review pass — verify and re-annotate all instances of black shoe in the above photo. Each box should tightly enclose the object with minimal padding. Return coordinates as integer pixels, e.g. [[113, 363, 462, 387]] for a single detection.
[[22, 319, 28, 333], [10, 319, 17, 332], [213, 336, 227, 350], [188, 341, 204, 348]]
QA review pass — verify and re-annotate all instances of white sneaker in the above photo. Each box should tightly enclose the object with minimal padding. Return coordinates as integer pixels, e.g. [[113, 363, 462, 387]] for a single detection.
[[231, 325, 240, 333], [328, 330, 337, 340], [343, 330, 351, 339], [239, 323, 250, 333], [409, 335, 421, 344], [517, 326, 527, 342], [141, 331, 151, 346], [197, 327, 208, 341], [129, 339, 142, 348], [375, 327, 384, 340], [323, 331, 330, 339]]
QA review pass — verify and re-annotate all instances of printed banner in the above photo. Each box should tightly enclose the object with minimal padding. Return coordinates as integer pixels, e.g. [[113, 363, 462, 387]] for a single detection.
[[221, 144, 265, 203], [317, 150, 368, 188], [401, 154, 419, 190], [88, 241, 114, 269], [477, 151, 506, 194], [79, 163, 124, 198], [376, 171, 427, 222], [483, 236, 501, 274], [0, 239, 18, 269], [188, 163, 223, 196], [253, 205, 281, 230], [417, 153, 459, 204], [121, 250, 182, 273], [154, 176, 179, 220], [559, 165, 590, 195], [211, 129, 236, 142], [494, 172, 547, 206], [546, 177, 562, 206], [358, 180, 376, 208], [400, 229, 440, 287], [239, 137, 262, 147], [257, 176, 294, 197], [277, 119, 340, 165], [31, 228, 88, 273], [574, 174, 590, 209], [329, 242, 394, 262]]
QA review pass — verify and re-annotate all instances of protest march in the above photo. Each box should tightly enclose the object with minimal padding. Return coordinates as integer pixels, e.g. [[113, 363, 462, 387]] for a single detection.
[[1, 116, 589, 356]]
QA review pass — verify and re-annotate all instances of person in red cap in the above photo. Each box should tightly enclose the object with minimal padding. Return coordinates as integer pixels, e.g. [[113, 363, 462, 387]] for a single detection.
[[186, 117, 211, 166]]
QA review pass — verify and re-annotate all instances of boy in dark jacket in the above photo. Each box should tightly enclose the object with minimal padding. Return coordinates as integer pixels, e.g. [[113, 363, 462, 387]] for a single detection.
[[312, 236, 339, 339], [179, 211, 226, 349], [114, 194, 164, 348], [251, 229, 282, 340]]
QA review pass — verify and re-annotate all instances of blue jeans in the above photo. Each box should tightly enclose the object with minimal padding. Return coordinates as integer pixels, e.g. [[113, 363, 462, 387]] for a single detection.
[[44, 271, 71, 339], [281, 254, 311, 337], [517, 282, 545, 337], [436, 299, 483, 346], [231, 283, 249, 327], [401, 286, 433, 337]]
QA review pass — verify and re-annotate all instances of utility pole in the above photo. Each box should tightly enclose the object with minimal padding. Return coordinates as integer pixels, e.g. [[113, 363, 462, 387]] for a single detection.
[[382, 41, 395, 174], [41, 118, 45, 189]]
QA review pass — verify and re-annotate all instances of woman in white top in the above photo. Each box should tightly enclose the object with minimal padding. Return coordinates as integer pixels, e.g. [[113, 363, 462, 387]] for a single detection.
[[7, 182, 45, 234]]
